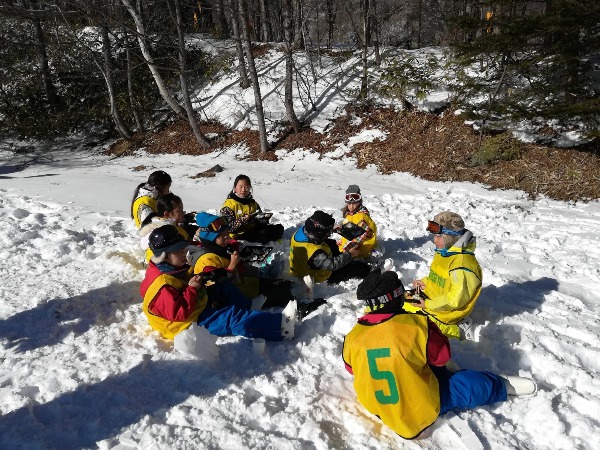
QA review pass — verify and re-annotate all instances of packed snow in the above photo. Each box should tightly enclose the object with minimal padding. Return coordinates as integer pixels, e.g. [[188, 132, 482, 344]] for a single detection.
[[1, 42, 599, 450], [1, 139, 599, 450]]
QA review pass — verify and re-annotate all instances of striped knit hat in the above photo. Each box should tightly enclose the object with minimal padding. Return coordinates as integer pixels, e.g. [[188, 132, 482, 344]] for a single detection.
[[356, 270, 404, 311]]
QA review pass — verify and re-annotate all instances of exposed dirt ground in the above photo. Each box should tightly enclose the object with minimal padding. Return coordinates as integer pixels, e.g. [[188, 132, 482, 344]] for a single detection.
[[108, 106, 600, 202]]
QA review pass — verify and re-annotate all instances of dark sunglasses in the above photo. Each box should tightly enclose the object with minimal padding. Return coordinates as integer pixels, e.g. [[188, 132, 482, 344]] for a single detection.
[[345, 193, 362, 203], [426, 220, 464, 236], [200, 217, 228, 233]]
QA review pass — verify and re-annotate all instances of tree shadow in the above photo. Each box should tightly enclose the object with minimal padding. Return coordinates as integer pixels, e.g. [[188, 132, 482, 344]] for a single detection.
[[0, 341, 298, 450], [0, 281, 140, 353]]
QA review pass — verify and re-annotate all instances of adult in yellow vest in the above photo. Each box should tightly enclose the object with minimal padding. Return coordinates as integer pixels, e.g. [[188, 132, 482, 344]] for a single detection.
[[343, 270, 535, 440], [140, 225, 298, 341], [130, 170, 172, 229], [220, 174, 284, 244], [404, 211, 482, 340], [289, 210, 371, 286], [337, 185, 378, 259]]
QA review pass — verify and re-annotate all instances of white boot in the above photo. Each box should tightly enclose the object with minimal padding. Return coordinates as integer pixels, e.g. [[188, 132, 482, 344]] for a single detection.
[[281, 300, 297, 340], [251, 294, 267, 310], [303, 275, 315, 301], [502, 376, 537, 396]]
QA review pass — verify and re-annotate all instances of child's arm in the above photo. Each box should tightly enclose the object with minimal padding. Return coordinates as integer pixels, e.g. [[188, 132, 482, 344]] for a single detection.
[[427, 321, 451, 366], [220, 206, 253, 233], [148, 284, 201, 322], [308, 250, 353, 271]]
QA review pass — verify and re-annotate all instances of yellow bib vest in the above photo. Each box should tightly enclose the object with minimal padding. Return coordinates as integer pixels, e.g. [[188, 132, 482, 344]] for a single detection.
[[222, 197, 259, 237], [132, 195, 157, 229], [338, 212, 378, 259], [191, 250, 260, 298], [404, 249, 482, 339], [142, 273, 208, 339], [342, 314, 440, 439], [289, 233, 332, 283]]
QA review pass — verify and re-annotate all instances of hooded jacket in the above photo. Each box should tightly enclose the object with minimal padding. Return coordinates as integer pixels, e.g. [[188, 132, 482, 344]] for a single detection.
[[404, 231, 482, 339], [140, 262, 208, 339]]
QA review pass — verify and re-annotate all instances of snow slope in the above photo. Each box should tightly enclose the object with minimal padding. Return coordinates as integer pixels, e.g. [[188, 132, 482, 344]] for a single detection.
[[1, 140, 599, 450]]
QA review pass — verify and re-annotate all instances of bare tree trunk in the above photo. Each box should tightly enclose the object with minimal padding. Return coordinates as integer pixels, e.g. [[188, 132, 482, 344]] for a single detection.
[[293, 0, 304, 49], [174, 0, 211, 148], [121, 0, 186, 117], [259, 0, 271, 41], [125, 34, 144, 131], [283, 0, 301, 132], [238, 0, 269, 152], [213, 0, 229, 38], [101, 26, 133, 139], [360, 0, 370, 99], [372, 0, 380, 65], [31, 17, 57, 106], [325, 0, 338, 49], [229, 0, 251, 88]]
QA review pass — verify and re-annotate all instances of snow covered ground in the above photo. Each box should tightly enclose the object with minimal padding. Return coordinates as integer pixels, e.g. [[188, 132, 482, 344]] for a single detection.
[[1, 139, 599, 450]]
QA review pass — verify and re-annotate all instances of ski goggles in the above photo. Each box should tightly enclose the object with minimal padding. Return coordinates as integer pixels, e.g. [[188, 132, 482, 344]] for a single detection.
[[201, 217, 228, 233], [426, 220, 465, 236], [345, 193, 362, 203]]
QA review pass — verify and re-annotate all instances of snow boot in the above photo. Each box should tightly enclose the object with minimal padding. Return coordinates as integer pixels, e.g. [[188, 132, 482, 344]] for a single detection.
[[502, 376, 537, 396], [280, 300, 297, 340], [303, 275, 315, 300], [298, 298, 327, 321]]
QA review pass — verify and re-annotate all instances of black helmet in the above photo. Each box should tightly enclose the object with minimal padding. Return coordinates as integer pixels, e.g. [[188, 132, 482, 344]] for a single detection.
[[149, 225, 188, 256], [304, 210, 335, 242]]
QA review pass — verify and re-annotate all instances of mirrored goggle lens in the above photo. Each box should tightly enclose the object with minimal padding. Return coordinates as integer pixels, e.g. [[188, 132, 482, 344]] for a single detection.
[[426, 220, 443, 234], [345, 193, 362, 203]]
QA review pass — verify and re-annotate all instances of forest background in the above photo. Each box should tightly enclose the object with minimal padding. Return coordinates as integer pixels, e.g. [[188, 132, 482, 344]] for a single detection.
[[1, 0, 599, 201]]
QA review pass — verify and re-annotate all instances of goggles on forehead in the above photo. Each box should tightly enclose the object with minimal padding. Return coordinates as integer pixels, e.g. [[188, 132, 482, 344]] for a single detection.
[[426, 220, 465, 236], [200, 217, 228, 233], [345, 193, 362, 203]]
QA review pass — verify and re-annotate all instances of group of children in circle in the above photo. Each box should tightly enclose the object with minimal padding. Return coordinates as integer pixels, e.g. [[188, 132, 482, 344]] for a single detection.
[[131, 169, 536, 440]]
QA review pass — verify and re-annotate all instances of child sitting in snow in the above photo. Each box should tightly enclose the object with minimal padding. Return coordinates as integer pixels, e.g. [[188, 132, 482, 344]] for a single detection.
[[289, 210, 371, 287], [337, 185, 378, 259], [139, 193, 193, 262], [220, 174, 284, 245], [140, 225, 297, 341], [187, 212, 293, 309], [342, 270, 535, 440], [404, 211, 482, 340], [131, 170, 172, 229]]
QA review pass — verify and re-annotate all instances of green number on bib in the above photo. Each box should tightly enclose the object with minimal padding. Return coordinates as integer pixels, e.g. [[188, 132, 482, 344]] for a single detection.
[[367, 348, 399, 404]]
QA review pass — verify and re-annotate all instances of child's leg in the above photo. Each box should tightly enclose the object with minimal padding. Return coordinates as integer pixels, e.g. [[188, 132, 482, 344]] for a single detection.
[[198, 305, 283, 341], [208, 281, 253, 310], [432, 366, 508, 414]]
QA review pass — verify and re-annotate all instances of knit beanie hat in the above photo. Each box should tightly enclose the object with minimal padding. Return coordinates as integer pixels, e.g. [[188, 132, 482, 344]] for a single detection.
[[433, 211, 465, 248], [345, 185, 361, 195], [304, 210, 335, 241], [356, 270, 405, 311], [148, 225, 189, 257], [196, 212, 229, 242]]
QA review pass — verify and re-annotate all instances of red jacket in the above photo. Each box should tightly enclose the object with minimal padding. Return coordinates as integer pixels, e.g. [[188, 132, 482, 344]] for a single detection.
[[140, 262, 201, 323]]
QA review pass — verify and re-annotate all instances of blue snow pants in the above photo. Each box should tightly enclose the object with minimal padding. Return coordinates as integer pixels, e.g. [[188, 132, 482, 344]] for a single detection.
[[431, 366, 508, 415], [197, 281, 283, 341]]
